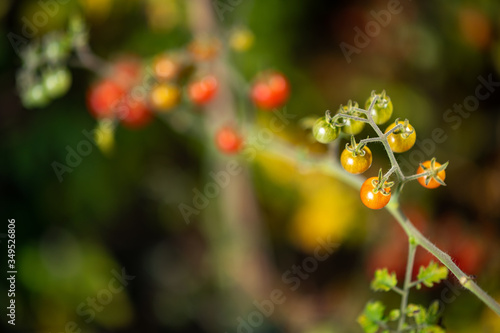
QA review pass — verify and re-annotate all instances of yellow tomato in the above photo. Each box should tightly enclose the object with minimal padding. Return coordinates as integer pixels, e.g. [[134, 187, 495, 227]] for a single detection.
[[149, 83, 180, 111]]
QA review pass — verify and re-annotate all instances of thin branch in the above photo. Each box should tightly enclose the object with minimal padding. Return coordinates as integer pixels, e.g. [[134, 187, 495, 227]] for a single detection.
[[398, 241, 417, 330]]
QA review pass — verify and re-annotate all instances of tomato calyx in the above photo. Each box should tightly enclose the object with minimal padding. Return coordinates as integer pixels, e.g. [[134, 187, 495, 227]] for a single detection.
[[417, 158, 448, 187], [388, 118, 414, 139], [334, 100, 366, 127], [372, 169, 394, 196], [366, 89, 394, 125], [371, 89, 390, 110], [346, 135, 368, 157]]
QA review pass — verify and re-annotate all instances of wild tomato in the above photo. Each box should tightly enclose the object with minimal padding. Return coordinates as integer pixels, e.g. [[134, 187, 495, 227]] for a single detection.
[[360, 177, 391, 209], [385, 120, 416, 153], [215, 126, 243, 154], [251, 71, 290, 110], [188, 75, 218, 105], [341, 146, 372, 174], [116, 97, 152, 129], [149, 83, 181, 112], [417, 159, 447, 189], [87, 79, 125, 119], [313, 117, 339, 143]]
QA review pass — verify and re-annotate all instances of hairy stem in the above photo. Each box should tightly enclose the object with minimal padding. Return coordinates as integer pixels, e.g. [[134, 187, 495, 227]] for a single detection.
[[398, 240, 417, 330]]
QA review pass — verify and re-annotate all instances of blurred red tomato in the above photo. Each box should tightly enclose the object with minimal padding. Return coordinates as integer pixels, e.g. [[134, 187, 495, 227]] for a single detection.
[[251, 71, 290, 110], [215, 126, 243, 154], [117, 98, 152, 129], [188, 75, 218, 105], [87, 79, 125, 119], [110, 56, 144, 90]]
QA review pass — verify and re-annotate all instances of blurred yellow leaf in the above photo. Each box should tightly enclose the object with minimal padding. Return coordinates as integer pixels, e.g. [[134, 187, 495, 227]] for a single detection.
[[95, 119, 115, 156], [230, 27, 255, 52], [79, 0, 113, 21], [480, 294, 500, 332], [290, 172, 361, 253], [146, 0, 183, 32]]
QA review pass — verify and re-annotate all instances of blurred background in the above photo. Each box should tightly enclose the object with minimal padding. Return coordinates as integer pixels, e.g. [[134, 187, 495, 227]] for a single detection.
[[1, 0, 500, 332]]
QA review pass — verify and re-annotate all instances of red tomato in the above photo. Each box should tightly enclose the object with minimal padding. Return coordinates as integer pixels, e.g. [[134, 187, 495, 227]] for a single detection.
[[188, 37, 221, 61], [110, 56, 143, 90], [250, 71, 290, 110], [215, 126, 243, 154], [188, 75, 218, 105], [87, 79, 125, 119], [360, 177, 391, 209], [116, 97, 153, 129]]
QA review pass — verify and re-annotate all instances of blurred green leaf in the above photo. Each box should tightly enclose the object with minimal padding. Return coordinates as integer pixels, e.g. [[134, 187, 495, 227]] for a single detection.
[[417, 261, 448, 288], [371, 268, 398, 292], [357, 301, 387, 333]]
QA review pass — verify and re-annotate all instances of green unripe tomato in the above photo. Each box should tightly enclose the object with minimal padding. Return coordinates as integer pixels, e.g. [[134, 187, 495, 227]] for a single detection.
[[42, 68, 72, 98], [365, 91, 393, 125], [22, 83, 50, 108], [43, 32, 71, 63], [342, 118, 365, 135], [313, 117, 339, 144]]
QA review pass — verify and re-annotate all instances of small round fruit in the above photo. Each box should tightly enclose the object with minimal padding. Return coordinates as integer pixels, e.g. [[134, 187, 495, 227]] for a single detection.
[[188, 36, 221, 61], [341, 146, 372, 174], [385, 120, 416, 153], [360, 177, 391, 209], [251, 71, 290, 110], [43, 33, 71, 63], [110, 56, 143, 90], [116, 97, 152, 129], [417, 160, 446, 189], [365, 92, 393, 124], [229, 27, 254, 52], [22, 83, 50, 108], [215, 126, 243, 154], [42, 67, 72, 98], [342, 118, 365, 135], [153, 54, 180, 81], [87, 79, 125, 119], [149, 83, 180, 111], [188, 75, 218, 105], [313, 117, 339, 144]]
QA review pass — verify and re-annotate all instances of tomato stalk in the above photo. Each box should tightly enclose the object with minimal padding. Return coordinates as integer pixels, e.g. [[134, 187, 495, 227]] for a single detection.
[[397, 239, 417, 331]]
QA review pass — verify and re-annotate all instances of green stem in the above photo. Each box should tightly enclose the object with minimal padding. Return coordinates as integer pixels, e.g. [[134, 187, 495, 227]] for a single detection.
[[398, 240, 417, 330], [403, 170, 432, 182], [359, 136, 384, 145], [383, 165, 398, 180], [392, 286, 405, 296]]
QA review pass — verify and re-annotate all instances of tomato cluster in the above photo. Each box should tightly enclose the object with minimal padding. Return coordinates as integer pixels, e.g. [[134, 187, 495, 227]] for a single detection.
[[250, 71, 290, 110], [84, 47, 289, 153], [312, 91, 447, 209], [17, 17, 291, 156], [215, 126, 244, 154], [86, 57, 153, 129], [17, 32, 73, 108]]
